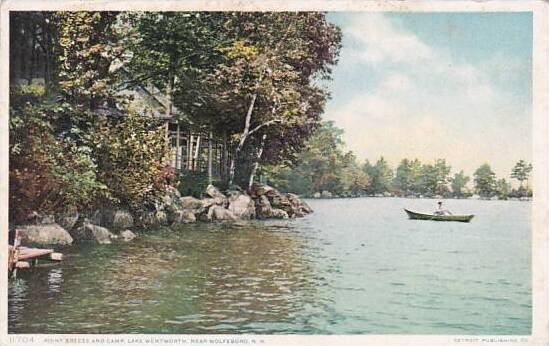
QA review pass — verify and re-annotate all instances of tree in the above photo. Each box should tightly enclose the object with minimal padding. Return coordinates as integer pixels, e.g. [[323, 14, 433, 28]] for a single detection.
[[9, 11, 180, 222], [417, 159, 451, 197], [450, 170, 470, 198], [510, 160, 533, 189], [363, 157, 393, 195], [9, 12, 60, 89], [263, 121, 367, 197], [393, 158, 422, 196], [474, 163, 497, 198], [170, 12, 342, 187], [496, 178, 511, 200], [124, 12, 226, 119], [340, 152, 370, 196], [57, 11, 120, 111]]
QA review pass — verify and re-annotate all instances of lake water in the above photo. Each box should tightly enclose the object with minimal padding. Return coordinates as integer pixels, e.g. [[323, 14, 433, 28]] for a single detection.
[[8, 198, 531, 334]]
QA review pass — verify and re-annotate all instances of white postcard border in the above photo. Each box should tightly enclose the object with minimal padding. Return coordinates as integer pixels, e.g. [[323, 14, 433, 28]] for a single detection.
[[0, 1, 547, 345]]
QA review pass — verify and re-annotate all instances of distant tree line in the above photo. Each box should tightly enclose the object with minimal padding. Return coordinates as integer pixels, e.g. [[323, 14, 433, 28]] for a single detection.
[[265, 122, 533, 200]]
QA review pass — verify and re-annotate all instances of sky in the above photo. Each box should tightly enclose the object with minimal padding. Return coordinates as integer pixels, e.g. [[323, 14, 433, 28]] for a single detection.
[[323, 12, 532, 180]]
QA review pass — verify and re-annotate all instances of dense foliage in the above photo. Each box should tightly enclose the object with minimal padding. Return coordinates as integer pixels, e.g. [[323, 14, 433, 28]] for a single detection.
[[9, 12, 173, 223], [10, 11, 342, 223], [9, 86, 108, 223], [92, 114, 171, 209], [262, 121, 368, 197]]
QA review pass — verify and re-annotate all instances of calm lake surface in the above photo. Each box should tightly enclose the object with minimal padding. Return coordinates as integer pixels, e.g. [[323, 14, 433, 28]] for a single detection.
[[8, 198, 531, 334]]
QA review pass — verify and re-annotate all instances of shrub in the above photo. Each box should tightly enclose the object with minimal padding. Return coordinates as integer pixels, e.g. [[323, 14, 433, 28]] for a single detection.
[[178, 171, 209, 198], [9, 101, 108, 223], [92, 113, 172, 210]]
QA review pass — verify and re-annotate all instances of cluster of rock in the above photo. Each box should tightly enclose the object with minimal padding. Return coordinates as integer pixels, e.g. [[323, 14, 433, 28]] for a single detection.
[[14, 184, 313, 248], [135, 184, 313, 227]]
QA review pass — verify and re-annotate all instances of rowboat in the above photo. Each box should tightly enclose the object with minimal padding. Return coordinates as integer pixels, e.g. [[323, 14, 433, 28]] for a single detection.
[[404, 209, 474, 222]]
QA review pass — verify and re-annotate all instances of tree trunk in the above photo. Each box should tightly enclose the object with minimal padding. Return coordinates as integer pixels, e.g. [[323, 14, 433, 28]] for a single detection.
[[164, 66, 175, 140], [248, 133, 267, 191], [228, 92, 258, 186], [188, 134, 194, 171], [193, 136, 201, 171], [222, 131, 227, 181], [208, 131, 213, 185]]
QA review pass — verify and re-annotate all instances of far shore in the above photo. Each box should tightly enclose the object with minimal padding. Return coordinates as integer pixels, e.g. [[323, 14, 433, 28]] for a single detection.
[[303, 194, 532, 202]]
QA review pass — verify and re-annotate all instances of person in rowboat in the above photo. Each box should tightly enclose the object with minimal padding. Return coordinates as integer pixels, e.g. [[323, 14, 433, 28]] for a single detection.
[[434, 201, 452, 215]]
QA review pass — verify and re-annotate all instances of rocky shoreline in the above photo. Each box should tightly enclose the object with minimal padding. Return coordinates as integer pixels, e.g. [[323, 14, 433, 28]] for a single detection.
[[14, 184, 313, 247]]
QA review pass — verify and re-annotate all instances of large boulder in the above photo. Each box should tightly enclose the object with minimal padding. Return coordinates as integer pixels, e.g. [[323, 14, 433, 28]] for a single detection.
[[255, 195, 273, 219], [170, 210, 196, 224], [18, 223, 73, 246], [137, 210, 168, 228], [201, 198, 216, 209], [120, 230, 136, 242], [255, 195, 289, 219], [271, 208, 289, 219], [72, 222, 113, 244], [207, 206, 238, 221], [205, 185, 228, 206], [228, 192, 256, 219], [263, 189, 312, 218], [250, 183, 275, 198], [266, 190, 292, 215], [89, 208, 134, 230], [287, 193, 313, 217], [180, 196, 206, 214], [105, 210, 134, 230]]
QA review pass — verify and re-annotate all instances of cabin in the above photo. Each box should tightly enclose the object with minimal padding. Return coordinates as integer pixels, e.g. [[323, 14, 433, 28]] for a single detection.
[[118, 73, 233, 182]]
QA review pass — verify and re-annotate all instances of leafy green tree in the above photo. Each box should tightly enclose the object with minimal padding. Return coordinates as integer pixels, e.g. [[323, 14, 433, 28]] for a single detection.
[[510, 160, 533, 189], [57, 11, 120, 110], [124, 12, 225, 119], [363, 157, 393, 195], [393, 158, 423, 196], [474, 163, 498, 198], [496, 178, 511, 200], [450, 170, 470, 198], [264, 121, 367, 197], [168, 12, 341, 187], [418, 159, 451, 197], [340, 152, 370, 196], [393, 159, 413, 195]]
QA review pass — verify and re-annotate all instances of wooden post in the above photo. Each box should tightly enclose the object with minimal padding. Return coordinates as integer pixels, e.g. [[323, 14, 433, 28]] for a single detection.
[[10, 230, 21, 278]]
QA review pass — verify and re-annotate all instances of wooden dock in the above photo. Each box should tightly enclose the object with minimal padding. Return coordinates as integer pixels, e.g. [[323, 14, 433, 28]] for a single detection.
[[8, 230, 63, 277]]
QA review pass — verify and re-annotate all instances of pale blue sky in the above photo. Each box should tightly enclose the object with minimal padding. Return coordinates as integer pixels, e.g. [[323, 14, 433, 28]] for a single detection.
[[323, 12, 532, 179]]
